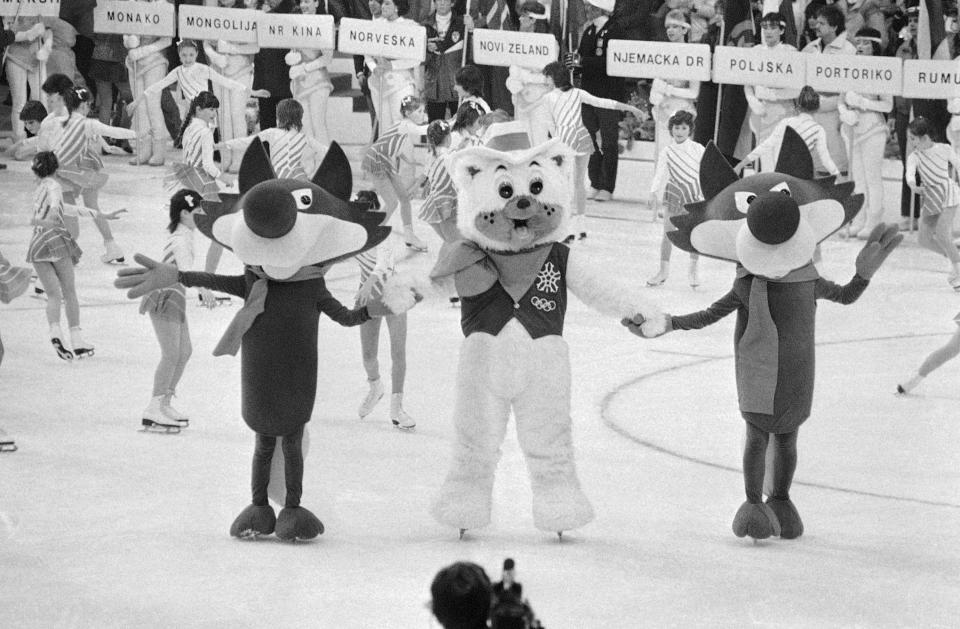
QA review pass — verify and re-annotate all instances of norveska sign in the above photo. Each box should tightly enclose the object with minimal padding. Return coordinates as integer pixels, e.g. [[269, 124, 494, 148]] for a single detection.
[[337, 17, 426, 61]]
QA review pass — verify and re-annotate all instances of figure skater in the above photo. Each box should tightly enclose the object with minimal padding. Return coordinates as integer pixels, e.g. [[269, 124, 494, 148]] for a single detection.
[[0, 248, 31, 452], [897, 311, 960, 394], [286, 0, 335, 148], [124, 13, 173, 165]]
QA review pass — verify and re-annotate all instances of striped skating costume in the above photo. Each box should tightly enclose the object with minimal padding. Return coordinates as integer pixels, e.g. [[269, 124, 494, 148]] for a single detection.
[[906, 142, 960, 216]]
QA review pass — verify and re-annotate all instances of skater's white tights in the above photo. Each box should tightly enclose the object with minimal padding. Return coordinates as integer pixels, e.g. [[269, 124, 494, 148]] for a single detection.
[[918, 326, 960, 378], [918, 206, 960, 264], [360, 313, 407, 395], [63, 189, 115, 245], [372, 174, 413, 233], [5, 61, 42, 141], [33, 259, 80, 330], [150, 315, 192, 397]]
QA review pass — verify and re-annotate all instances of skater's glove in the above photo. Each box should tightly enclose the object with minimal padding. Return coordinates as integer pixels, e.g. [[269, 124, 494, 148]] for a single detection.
[[198, 288, 219, 309], [114, 253, 179, 298], [855, 223, 903, 280], [36, 48, 49, 62]]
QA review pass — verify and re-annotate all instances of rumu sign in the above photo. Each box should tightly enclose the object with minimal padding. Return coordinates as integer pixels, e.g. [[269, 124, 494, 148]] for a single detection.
[[471, 30, 557, 68], [902, 60, 960, 99], [178, 5, 259, 44], [606, 40, 710, 81], [337, 17, 426, 61], [94, 0, 176, 37]]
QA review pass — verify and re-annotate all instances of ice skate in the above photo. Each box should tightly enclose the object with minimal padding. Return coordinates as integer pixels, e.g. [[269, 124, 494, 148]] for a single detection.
[[390, 393, 415, 430], [646, 268, 669, 287], [687, 260, 700, 289], [0, 437, 17, 452], [358, 378, 385, 418], [50, 337, 73, 361], [731, 501, 781, 540], [275, 506, 324, 541], [765, 497, 803, 539], [142, 396, 181, 433], [403, 229, 428, 253], [229, 504, 276, 538], [70, 327, 94, 359], [162, 391, 189, 427], [896, 373, 924, 395], [100, 240, 125, 265]]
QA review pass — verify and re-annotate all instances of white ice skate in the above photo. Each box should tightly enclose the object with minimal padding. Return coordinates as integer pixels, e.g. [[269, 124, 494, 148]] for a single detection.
[[100, 240, 125, 265], [162, 392, 189, 427], [358, 379, 385, 418], [390, 393, 415, 430], [0, 436, 16, 452], [142, 396, 181, 433]]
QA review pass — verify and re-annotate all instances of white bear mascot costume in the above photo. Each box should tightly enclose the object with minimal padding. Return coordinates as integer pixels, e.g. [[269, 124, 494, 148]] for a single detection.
[[427, 133, 665, 538]]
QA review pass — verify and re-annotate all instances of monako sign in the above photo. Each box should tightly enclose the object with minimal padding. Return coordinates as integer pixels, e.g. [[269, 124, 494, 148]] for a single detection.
[[606, 40, 710, 81], [258, 12, 335, 50], [902, 59, 960, 99], [178, 5, 259, 44], [471, 30, 557, 68], [713, 46, 805, 89], [806, 54, 902, 96], [337, 17, 426, 61], [94, 0, 176, 37], [0, 0, 59, 17]]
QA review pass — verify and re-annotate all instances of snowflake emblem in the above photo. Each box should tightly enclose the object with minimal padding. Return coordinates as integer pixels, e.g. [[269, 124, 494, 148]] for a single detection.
[[536, 262, 560, 293]]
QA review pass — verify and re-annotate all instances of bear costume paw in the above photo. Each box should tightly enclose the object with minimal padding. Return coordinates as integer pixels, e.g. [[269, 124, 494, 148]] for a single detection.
[[765, 498, 804, 539], [229, 504, 277, 538], [732, 501, 781, 540], [431, 480, 493, 531], [532, 484, 595, 533], [275, 506, 324, 541]]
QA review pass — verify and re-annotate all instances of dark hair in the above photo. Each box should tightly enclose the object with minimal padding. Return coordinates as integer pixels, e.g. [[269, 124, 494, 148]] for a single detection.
[[908, 116, 932, 138], [452, 101, 483, 133], [353, 189, 381, 210], [816, 4, 845, 35], [176, 91, 220, 149], [19, 100, 47, 123], [276, 98, 304, 131], [455, 65, 484, 97], [177, 39, 199, 53], [759, 12, 786, 29], [393, 0, 409, 16], [168, 189, 201, 233], [41, 73, 74, 97], [519, 1, 549, 32], [854, 27, 883, 56], [430, 562, 492, 629], [399, 94, 422, 117], [32, 151, 59, 178], [427, 119, 452, 155], [503, 558, 515, 571], [542, 61, 572, 90], [796, 85, 820, 112], [668, 109, 695, 130], [61, 87, 89, 125]]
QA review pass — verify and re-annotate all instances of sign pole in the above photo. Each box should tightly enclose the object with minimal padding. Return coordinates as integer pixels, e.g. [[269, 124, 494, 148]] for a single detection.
[[712, 16, 727, 153], [133, 57, 142, 166], [461, 0, 471, 67]]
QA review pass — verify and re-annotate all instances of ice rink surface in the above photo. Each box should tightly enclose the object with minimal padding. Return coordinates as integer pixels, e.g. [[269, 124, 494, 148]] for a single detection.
[[0, 154, 958, 628]]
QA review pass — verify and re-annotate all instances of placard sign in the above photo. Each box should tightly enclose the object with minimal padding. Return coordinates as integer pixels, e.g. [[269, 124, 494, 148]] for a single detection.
[[93, 0, 176, 37], [337, 17, 426, 61], [0, 0, 60, 17], [258, 12, 335, 49], [712, 46, 806, 89], [806, 54, 902, 96], [471, 29, 557, 68], [178, 5, 258, 44], [606, 40, 710, 81], [902, 60, 960, 99]]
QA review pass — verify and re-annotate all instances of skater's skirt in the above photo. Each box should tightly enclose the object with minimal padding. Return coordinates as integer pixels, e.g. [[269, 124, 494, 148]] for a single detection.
[[555, 125, 593, 155], [55, 166, 108, 194], [0, 260, 31, 304], [360, 154, 397, 180], [140, 286, 187, 323], [166, 163, 219, 201], [418, 193, 457, 224], [26, 227, 82, 265]]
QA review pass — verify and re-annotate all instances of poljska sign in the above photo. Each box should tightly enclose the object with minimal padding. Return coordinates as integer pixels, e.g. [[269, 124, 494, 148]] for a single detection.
[[0, 0, 59, 17], [258, 12, 335, 50], [337, 17, 426, 61], [178, 5, 258, 44], [712, 46, 806, 89], [806, 54, 902, 96], [93, 0, 176, 37], [606, 40, 711, 81], [471, 29, 557, 68], [901, 59, 960, 99]]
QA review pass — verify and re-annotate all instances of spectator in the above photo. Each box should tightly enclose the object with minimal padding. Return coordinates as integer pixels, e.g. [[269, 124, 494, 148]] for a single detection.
[[254, 0, 296, 129], [430, 562, 493, 629], [506, 1, 554, 144], [89, 33, 131, 139], [423, 0, 467, 122], [469, 0, 518, 113], [366, 0, 420, 132]]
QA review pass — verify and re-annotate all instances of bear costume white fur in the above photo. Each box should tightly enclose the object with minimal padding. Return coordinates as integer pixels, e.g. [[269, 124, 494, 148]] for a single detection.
[[426, 139, 665, 535]]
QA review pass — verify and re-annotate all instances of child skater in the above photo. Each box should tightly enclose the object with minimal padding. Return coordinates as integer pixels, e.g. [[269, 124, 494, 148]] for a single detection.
[[904, 117, 960, 291], [353, 190, 416, 429], [0, 248, 31, 452], [26, 151, 125, 360], [5, 99, 47, 161], [450, 100, 484, 149], [897, 311, 960, 394], [418, 119, 461, 306], [647, 110, 704, 288], [541, 61, 642, 241], [138, 190, 205, 433], [38, 75, 134, 264], [216, 98, 328, 181], [360, 94, 429, 252], [454, 65, 490, 115]]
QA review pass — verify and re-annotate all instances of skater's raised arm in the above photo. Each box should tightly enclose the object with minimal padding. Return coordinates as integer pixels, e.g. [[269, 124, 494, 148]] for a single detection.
[[86, 119, 137, 142]]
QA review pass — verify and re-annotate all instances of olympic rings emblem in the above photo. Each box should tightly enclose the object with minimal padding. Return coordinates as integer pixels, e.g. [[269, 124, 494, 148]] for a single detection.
[[530, 296, 556, 312]]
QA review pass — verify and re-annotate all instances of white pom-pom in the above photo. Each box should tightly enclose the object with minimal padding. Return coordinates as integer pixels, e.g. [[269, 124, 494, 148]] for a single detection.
[[124, 35, 140, 49], [380, 272, 423, 315], [641, 314, 668, 338], [284, 51, 302, 66]]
